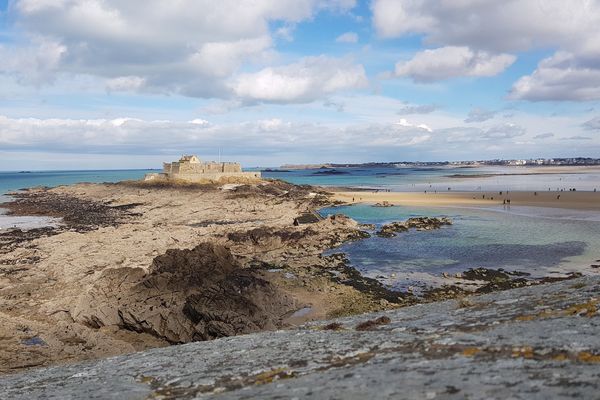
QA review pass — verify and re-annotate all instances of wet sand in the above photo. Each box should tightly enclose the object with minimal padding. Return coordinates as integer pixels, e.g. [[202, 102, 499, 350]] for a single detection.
[[332, 190, 600, 211], [447, 165, 600, 177]]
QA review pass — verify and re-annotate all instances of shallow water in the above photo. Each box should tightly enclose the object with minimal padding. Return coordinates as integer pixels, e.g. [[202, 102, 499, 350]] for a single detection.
[[0, 169, 153, 197], [263, 166, 600, 192], [320, 204, 600, 290], [0, 169, 153, 230]]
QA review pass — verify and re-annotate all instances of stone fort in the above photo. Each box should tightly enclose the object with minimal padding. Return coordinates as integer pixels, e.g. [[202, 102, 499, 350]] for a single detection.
[[144, 155, 260, 183]]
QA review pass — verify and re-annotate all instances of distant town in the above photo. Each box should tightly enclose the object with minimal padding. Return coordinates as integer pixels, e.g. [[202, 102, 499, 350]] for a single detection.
[[280, 157, 600, 170]]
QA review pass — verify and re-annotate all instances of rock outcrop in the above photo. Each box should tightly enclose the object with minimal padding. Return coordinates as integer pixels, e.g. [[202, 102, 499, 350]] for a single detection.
[[373, 201, 394, 207], [3, 276, 599, 399], [73, 243, 297, 343], [376, 217, 452, 237]]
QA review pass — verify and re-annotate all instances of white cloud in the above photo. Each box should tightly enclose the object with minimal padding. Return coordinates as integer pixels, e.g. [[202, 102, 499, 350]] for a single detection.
[[105, 76, 146, 92], [0, 39, 66, 85], [189, 119, 209, 126], [372, 0, 600, 98], [230, 56, 367, 103], [1, 112, 599, 165], [371, 0, 433, 39], [0, 114, 433, 157], [372, 0, 600, 53], [394, 46, 515, 82], [396, 118, 432, 133], [510, 51, 600, 101], [4, 0, 358, 101], [336, 32, 358, 43]]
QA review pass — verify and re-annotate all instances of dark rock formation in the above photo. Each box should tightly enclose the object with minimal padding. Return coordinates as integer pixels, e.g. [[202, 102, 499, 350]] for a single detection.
[[227, 215, 370, 249], [376, 217, 452, 237], [424, 267, 583, 301], [73, 243, 297, 343], [373, 201, 394, 207], [3, 190, 141, 231], [312, 169, 349, 175]]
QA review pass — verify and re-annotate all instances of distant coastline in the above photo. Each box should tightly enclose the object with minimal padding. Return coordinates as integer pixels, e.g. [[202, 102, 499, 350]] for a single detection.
[[281, 157, 600, 170]]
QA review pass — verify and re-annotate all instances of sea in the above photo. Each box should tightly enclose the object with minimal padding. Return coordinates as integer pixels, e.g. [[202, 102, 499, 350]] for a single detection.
[[0, 169, 153, 229], [2, 166, 600, 286]]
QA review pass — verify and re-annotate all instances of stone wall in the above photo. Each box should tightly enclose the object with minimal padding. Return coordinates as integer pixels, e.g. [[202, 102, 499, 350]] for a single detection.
[[170, 171, 260, 182], [178, 162, 242, 174], [144, 171, 260, 182], [154, 158, 259, 183]]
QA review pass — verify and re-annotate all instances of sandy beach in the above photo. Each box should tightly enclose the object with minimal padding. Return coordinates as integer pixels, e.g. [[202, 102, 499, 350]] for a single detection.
[[332, 190, 600, 211]]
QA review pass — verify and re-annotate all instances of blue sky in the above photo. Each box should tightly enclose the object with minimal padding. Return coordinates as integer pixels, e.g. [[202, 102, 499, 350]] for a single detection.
[[0, 0, 600, 169]]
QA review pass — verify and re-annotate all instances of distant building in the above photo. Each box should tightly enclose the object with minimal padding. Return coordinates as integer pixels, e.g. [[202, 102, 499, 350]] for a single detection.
[[144, 155, 260, 183]]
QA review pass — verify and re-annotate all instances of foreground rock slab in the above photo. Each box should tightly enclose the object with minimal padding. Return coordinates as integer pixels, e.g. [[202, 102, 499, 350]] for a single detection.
[[2, 276, 599, 399]]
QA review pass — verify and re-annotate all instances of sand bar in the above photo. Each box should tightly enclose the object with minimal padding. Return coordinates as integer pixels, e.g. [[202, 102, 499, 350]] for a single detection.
[[332, 190, 600, 211]]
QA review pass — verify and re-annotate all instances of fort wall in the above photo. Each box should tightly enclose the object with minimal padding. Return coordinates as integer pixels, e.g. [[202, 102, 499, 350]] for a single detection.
[[146, 155, 260, 183]]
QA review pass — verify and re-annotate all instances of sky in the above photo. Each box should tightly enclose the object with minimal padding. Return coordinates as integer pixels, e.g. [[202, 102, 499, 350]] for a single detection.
[[1, 0, 600, 169]]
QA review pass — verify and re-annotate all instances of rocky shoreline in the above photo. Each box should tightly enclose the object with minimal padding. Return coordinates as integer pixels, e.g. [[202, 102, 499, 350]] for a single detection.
[[3, 274, 599, 399], [0, 180, 590, 374], [1, 180, 410, 372]]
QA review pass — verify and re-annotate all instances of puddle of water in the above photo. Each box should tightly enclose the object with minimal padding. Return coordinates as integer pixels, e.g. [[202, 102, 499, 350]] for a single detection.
[[0, 214, 62, 230], [289, 307, 313, 318], [22, 336, 47, 346]]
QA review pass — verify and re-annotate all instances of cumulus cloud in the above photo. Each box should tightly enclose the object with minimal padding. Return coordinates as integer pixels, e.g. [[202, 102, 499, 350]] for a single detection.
[[230, 56, 367, 103], [583, 117, 600, 130], [510, 51, 600, 101], [371, 0, 600, 53], [465, 108, 496, 123], [372, 0, 600, 98], [3, 0, 359, 101], [336, 32, 358, 43], [394, 46, 515, 82], [0, 39, 66, 85]]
